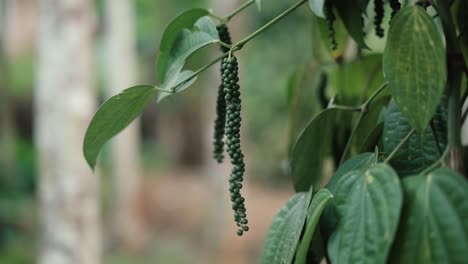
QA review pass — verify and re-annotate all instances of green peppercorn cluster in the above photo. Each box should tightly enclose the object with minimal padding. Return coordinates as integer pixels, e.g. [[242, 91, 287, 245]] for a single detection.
[[212, 25, 233, 163], [221, 56, 249, 236], [324, 0, 337, 50], [389, 0, 401, 19], [374, 0, 385, 37]]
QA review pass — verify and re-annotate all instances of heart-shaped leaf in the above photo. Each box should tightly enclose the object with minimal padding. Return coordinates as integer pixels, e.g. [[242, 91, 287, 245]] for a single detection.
[[157, 15, 218, 101], [157, 8, 210, 82], [383, 99, 447, 176], [389, 168, 468, 263], [295, 189, 333, 264], [260, 189, 313, 264], [83, 85, 157, 170], [291, 108, 338, 192], [327, 163, 403, 264], [383, 6, 446, 132]]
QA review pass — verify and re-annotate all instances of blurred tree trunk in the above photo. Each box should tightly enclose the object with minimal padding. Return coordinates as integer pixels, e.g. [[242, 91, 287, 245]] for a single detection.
[[35, 0, 100, 263], [105, 0, 145, 251]]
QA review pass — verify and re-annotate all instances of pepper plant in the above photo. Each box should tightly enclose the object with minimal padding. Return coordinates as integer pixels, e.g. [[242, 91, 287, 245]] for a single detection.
[[83, 0, 468, 263]]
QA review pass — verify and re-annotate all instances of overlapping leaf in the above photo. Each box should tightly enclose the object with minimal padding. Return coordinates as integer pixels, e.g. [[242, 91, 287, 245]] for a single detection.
[[389, 168, 468, 263], [383, 100, 447, 176], [260, 189, 313, 264], [83, 85, 157, 169], [308, 0, 326, 18], [157, 14, 219, 101], [327, 163, 403, 263], [291, 109, 337, 192], [295, 189, 333, 264], [383, 6, 446, 132]]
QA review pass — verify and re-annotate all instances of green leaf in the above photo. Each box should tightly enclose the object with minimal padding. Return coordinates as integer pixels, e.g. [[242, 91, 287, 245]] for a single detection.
[[352, 95, 389, 153], [335, 0, 368, 49], [83, 85, 157, 170], [295, 189, 333, 264], [291, 108, 337, 192], [389, 168, 468, 263], [308, 0, 326, 18], [383, 99, 447, 177], [383, 6, 447, 132], [320, 153, 377, 243], [260, 190, 313, 264], [157, 15, 218, 91], [157, 70, 197, 102], [157, 8, 210, 81], [360, 123, 384, 153], [328, 163, 403, 264]]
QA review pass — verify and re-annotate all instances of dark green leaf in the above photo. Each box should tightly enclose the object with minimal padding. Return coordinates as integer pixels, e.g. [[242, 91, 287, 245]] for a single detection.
[[295, 189, 333, 264], [291, 108, 337, 192], [260, 189, 313, 264], [389, 168, 468, 263], [383, 100, 447, 176], [383, 6, 446, 132], [320, 152, 377, 243], [83, 85, 157, 170], [157, 8, 210, 81], [335, 0, 368, 49], [157, 16, 218, 91], [360, 123, 384, 153], [308, 0, 326, 18], [328, 163, 403, 263]]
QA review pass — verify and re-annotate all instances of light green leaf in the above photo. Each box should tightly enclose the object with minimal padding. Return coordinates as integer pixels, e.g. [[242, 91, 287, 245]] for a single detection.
[[389, 168, 468, 263], [157, 16, 218, 89], [157, 8, 210, 81], [291, 108, 337, 192], [308, 0, 326, 18], [83, 85, 157, 170], [295, 189, 333, 264], [157, 70, 197, 102], [328, 163, 403, 264], [383, 6, 447, 132], [260, 190, 312, 264], [383, 99, 447, 176], [335, 0, 368, 49]]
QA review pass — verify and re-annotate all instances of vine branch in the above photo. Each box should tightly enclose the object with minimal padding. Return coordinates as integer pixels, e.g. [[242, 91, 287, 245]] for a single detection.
[[339, 82, 388, 165], [222, 0, 255, 22]]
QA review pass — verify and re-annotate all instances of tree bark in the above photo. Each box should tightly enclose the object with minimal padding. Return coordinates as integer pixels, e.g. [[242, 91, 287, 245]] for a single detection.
[[35, 0, 100, 263], [105, 0, 144, 251]]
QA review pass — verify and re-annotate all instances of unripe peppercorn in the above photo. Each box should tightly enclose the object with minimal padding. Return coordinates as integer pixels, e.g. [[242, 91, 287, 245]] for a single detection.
[[374, 0, 385, 38], [324, 0, 337, 50]]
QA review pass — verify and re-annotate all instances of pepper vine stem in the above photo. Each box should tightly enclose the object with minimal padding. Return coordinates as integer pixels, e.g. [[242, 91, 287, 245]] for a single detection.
[[164, 0, 308, 93], [421, 146, 449, 175], [339, 82, 388, 165], [383, 129, 416, 164], [232, 0, 308, 51]]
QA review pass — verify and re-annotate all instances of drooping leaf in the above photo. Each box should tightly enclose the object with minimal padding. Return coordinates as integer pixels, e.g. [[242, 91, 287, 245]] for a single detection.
[[83, 85, 157, 170], [260, 189, 313, 264], [308, 0, 326, 18], [157, 8, 210, 81], [383, 6, 446, 132], [383, 99, 447, 177], [389, 168, 468, 263], [320, 152, 377, 243], [334, 0, 368, 49], [157, 16, 218, 98], [295, 189, 333, 264], [291, 108, 338, 192], [327, 163, 403, 264]]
